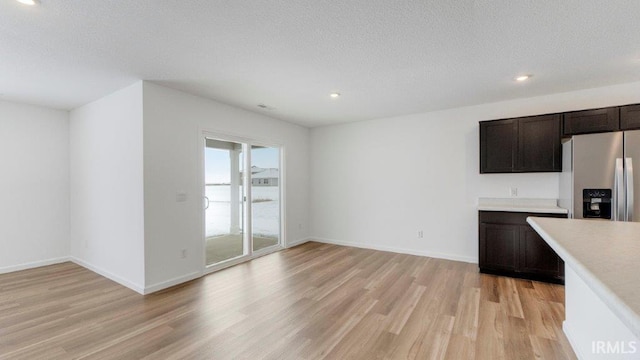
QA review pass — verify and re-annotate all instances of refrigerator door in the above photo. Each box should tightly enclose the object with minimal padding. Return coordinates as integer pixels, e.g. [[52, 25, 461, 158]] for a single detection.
[[626, 158, 634, 221], [572, 132, 623, 219], [623, 130, 640, 222], [558, 139, 573, 217]]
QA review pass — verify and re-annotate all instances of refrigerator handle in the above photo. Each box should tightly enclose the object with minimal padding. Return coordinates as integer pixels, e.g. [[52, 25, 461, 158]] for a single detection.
[[626, 158, 634, 222], [615, 158, 624, 221]]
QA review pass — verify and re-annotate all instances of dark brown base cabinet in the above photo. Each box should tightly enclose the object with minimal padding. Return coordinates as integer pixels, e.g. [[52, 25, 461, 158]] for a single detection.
[[479, 211, 566, 284]]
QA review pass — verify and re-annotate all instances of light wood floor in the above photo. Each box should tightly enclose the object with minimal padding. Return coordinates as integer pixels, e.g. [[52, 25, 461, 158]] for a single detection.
[[206, 234, 278, 265], [0, 242, 576, 360]]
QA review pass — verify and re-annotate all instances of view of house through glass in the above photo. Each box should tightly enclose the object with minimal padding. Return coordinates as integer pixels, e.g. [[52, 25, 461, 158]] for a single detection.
[[250, 145, 281, 251], [204, 138, 281, 267]]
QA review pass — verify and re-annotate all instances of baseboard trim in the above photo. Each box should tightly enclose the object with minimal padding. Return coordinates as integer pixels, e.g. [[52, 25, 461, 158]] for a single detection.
[[146, 243, 297, 294], [0, 256, 70, 274], [144, 271, 202, 295], [311, 237, 478, 264], [286, 237, 311, 248], [70, 257, 145, 295]]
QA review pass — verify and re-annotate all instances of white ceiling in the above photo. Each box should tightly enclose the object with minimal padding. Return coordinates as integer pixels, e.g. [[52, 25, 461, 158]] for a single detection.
[[2, 1, 640, 127]]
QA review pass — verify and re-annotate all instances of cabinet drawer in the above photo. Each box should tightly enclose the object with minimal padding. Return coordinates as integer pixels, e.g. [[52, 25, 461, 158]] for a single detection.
[[563, 107, 619, 136]]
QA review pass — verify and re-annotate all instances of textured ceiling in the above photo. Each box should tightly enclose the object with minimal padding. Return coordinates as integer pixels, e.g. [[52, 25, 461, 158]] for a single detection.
[[1, 1, 640, 127]]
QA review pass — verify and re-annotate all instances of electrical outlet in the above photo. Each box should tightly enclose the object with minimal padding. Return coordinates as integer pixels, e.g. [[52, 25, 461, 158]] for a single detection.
[[509, 187, 518, 197], [417, 230, 424, 238], [181, 249, 187, 259]]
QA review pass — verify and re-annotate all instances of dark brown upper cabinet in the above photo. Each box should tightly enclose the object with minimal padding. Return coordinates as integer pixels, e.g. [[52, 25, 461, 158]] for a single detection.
[[480, 119, 517, 173], [517, 114, 562, 172], [620, 104, 640, 131], [480, 114, 561, 173], [563, 107, 619, 136]]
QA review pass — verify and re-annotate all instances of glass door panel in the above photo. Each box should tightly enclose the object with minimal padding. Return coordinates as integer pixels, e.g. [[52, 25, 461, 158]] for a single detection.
[[205, 138, 245, 266], [250, 145, 281, 251]]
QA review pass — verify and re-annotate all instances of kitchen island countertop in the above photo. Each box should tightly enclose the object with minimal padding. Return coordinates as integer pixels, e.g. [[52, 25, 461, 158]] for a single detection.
[[527, 217, 640, 339]]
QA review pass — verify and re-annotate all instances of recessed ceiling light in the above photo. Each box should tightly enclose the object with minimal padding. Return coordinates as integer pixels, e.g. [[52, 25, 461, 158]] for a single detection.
[[16, 0, 38, 5], [330, 92, 341, 98], [515, 75, 532, 82]]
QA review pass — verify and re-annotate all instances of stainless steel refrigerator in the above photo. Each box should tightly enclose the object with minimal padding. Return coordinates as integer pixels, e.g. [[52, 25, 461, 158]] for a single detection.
[[559, 130, 640, 221]]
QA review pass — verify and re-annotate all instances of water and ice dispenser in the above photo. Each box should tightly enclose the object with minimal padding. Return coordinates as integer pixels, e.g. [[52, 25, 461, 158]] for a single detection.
[[582, 189, 612, 219]]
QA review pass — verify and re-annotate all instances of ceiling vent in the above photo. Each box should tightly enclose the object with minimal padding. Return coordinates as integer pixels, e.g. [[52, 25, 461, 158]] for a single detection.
[[257, 104, 275, 111]]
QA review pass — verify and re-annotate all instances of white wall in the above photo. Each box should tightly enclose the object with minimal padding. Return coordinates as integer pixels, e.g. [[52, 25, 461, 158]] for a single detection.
[[0, 100, 69, 273], [310, 81, 640, 263], [69, 82, 145, 292], [142, 82, 309, 290]]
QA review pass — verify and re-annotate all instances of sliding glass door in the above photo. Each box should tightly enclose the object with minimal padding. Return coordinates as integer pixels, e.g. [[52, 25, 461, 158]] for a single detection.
[[204, 139, 245, 266], [204, 136, 281, 269], [250, 145, 281, 252]]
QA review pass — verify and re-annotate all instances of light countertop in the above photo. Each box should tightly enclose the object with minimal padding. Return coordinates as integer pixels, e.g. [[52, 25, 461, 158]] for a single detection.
[[478, 198, 568, 214], [527, 217, 640, 338]]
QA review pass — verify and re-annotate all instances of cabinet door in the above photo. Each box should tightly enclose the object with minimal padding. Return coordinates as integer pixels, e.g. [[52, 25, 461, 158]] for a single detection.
[[519, 226, 562, 278], [479, 223, 519, 272], [517, 114, 561, 172], [620, 104, 640, 130], [480, 119, 517, 173], [563, 107, 619, 136]]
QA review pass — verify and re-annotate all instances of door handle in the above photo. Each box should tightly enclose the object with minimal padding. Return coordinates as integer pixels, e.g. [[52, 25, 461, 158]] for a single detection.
[[204, 196, 210, 210]]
